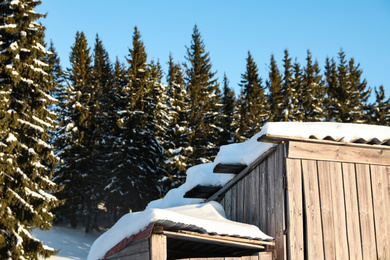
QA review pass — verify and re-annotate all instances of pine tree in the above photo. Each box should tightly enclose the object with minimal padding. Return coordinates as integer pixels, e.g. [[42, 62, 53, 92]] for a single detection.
[[163, 54, 191, 187], [54, 31, 95, 230], [267, 54, 284, 122], [301, 50, 325, 121], [184, 25, 220, 165], [218, 73, 237, 145], [0, 0, 60, 258], [237, 51, 269, 140]]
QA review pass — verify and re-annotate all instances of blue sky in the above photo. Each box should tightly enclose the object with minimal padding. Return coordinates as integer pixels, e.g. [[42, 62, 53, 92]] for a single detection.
[[37, 0, 390, 101]]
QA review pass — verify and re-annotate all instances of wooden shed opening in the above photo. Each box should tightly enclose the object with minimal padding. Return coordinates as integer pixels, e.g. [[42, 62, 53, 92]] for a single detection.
[[106, 225, 275, 260]]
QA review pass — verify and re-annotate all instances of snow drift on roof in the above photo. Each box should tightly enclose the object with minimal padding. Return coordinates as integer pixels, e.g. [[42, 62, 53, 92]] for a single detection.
[[88, 202, 272, 260], [261, 122, 390, 143]]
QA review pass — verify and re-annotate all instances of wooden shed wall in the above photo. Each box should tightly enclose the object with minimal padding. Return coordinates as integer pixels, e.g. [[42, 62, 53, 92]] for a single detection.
[[285, 158, 390, 260], [218, 141, 390, 260], [182, 253, 273, 259], [219, 144, 286, 260]]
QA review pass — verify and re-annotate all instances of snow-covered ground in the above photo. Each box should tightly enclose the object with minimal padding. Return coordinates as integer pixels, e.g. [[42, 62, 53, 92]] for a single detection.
[[32, 224, 101, 260]]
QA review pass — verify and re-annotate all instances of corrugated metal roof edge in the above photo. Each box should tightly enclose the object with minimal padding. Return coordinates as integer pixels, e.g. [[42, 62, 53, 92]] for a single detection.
[[257, 134, 390, 147]]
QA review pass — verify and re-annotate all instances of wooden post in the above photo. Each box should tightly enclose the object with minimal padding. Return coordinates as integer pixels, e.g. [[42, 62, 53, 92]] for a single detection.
[[149, 234, 167, 260]]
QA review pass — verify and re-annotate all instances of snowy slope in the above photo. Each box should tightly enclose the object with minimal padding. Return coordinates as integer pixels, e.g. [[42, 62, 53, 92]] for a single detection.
[[32, 224, 101, 260]]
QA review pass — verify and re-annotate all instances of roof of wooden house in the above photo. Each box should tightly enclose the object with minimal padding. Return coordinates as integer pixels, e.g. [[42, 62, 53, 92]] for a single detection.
[[89, 122, 390, 259], [89, 202, 273, 259]]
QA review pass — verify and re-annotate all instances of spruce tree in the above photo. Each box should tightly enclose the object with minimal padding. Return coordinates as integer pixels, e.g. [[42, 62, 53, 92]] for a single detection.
[[237, 51, 269, 140], [281, 49, 298, 121], [301, 50, 325, 121], [267, 54, 284, 122], [163, 54, 191, 187], [54, 31, 95, 230], [368, 86, 390, 126], [104, 27, 163, 215], [184, 25, 220, 165], [218, 73, 237, 145], [325, 50, 370, 123], [0, 0, 60, 258], [104, 58, 127, 221]]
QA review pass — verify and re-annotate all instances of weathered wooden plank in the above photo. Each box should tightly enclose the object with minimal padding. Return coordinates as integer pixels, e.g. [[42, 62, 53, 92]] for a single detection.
[[287, 140, 390, 165], [183, 185, 223, 199], [285, 158, 304, 260], [224, 188, 232, 220], [267, 150, 276, 239], [220, 195, 225, 208], [108, 251, 149, 260], [386, 166, 390, 259], [355, 164, 377, 260], [236, 179, 245, 223], [244, 169, 254, 225], [317, 161, 335, 259], [259, 160, 268, 234], [329, 162, 349, 259], [342, 163, 363, 260], [370, 165, 390, 259], [106, 239, 149, 259], [274, 144, 286, 260], [301, 160, 324, 260], [214, 163, 247, 174], [251, 165, 260, 227], [258, 251, 273, 260], [230, 184, 238, 222], [162, 230, 268, 250], [150, 234, 167, 260]]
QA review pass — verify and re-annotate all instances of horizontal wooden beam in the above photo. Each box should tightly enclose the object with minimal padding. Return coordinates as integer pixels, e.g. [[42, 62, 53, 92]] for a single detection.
[[162, 230, 272, 250], [287, 140, 390, 165], [183, 185, 223, 198], [213, 163, 247, 174]]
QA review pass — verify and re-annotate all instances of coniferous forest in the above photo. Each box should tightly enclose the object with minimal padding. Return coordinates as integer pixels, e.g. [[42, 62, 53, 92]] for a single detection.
[[1, 0, 390, 259]]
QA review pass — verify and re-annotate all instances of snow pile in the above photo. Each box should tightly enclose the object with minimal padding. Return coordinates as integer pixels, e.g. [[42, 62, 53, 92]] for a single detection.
[[261, 122, 390, 143], [88, 202, 272, 260], [147, 163, 235, 209]]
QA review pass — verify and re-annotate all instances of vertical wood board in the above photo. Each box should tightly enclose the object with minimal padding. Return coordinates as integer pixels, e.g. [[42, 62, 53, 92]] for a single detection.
[[328, 162, 349, 259], [342, 163, 363, 260], [301, 160, 324, 260], [370, 165, 390, 259], [274, 144, 286, 260], [317, 160, 336, 259], [150, 234, 167, 260], [259, 160, 268, 234], [355, 163, 377, 260], [285, 158, 304, 260], [236, 179, 245, 223], [267, 150, 276, 239], [224, 188, 232, 220]]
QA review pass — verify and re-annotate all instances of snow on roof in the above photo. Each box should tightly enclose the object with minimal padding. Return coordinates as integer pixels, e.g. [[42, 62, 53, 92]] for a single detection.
[[260, 122, 390, 143], [88, 122, 390, 259], [88, 202, 272, 260]]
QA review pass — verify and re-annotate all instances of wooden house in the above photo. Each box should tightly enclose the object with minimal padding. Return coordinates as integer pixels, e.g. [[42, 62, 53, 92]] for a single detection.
[[96, 123, 390, 260], [202, 132, 390, 259]]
